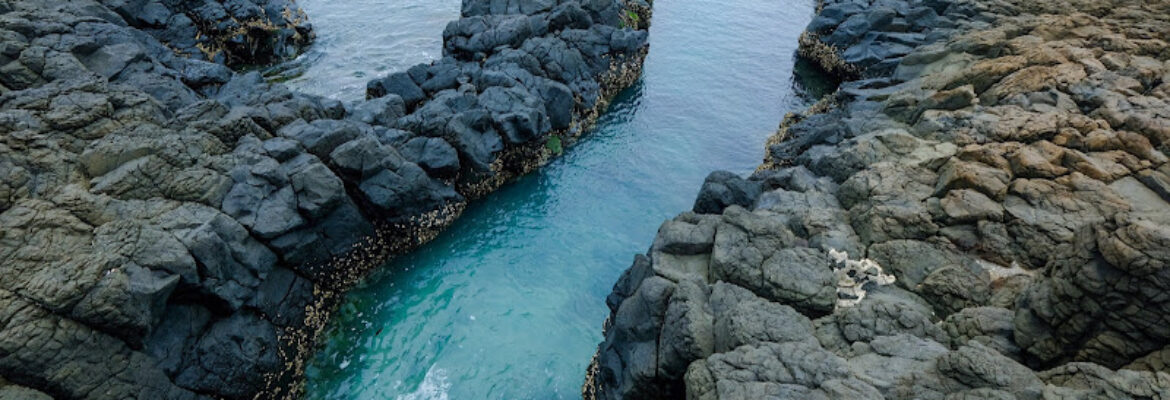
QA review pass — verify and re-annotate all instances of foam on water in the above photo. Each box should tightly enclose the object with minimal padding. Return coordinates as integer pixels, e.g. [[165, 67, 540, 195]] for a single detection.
[[397, 367, 450, 400]]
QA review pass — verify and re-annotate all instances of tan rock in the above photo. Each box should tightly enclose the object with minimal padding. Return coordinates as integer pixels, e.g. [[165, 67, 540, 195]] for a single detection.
[[1062, 149, 1132, 182], [1008, 141, 1068, 178], [982, 63, 1088, 103], [936, 158, 1013, 200]]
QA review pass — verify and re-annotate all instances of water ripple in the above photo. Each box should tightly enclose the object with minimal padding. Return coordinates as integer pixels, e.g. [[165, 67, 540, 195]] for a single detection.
[[275, 0, 459, 102]]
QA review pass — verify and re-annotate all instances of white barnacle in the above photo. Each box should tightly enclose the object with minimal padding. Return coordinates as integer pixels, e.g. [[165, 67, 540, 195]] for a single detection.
[[829, 247, 896, 309], [829, 248, 849, 264]]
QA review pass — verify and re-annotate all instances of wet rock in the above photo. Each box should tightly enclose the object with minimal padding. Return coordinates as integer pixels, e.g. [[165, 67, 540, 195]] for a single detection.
[[114, 0, 313, 67], [539, 73, 575, 130], [447, 110, 504, 172], [598, 275, 675, 398], [329, 135, 406, 177]]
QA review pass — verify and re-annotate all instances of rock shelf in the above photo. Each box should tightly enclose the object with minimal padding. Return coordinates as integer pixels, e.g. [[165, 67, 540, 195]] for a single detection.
[[589, 0, 1170, 398]]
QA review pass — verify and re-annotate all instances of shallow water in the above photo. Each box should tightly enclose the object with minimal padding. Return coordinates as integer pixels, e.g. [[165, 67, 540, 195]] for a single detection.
[[270, 0, 459, 102], [295, 0, 819, 397]]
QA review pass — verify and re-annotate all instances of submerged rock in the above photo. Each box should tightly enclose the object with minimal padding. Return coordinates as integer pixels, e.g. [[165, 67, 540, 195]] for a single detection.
[[589, 0, 1170, 398]]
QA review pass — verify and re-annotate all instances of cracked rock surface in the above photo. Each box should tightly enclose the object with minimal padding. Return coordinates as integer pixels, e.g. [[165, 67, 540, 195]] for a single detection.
[[0, 0, 650, 397], [588, 0, 1170, 398]]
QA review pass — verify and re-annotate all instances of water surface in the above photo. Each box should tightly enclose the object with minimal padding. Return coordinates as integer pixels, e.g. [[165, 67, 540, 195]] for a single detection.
[[272, 0, 459, 102], [300, 0, 819, 397]]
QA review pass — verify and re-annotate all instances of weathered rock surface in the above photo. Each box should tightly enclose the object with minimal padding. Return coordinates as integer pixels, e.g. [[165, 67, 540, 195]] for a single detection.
[[588, 0, 1170, 398], [100, 0, 313, 67], [0, 0, 650, 397]]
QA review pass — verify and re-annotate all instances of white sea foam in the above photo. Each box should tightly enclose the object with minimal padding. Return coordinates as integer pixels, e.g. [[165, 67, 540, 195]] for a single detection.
[[397, 366, 450, 400]]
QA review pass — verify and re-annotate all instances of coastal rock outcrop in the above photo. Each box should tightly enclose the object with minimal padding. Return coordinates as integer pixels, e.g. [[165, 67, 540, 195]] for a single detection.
[[0, 0, 650, 397], [99, 0, 313, 67], [588, 0, 1170, 398]]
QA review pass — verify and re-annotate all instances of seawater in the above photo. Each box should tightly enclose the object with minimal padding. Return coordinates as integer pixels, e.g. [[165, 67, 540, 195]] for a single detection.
[[287, 0, 820, 397], [271, 0, 459, 102]]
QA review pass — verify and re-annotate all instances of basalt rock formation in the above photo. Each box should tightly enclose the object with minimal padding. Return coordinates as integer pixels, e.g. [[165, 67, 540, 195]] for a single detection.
[[96, 0, 314, 67], [0, 0, 650, 397], [589, 0, 1170, 399]]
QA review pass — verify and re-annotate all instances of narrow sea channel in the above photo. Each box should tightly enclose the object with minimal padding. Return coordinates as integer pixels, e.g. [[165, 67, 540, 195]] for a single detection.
[[285, 0, 820, 397]]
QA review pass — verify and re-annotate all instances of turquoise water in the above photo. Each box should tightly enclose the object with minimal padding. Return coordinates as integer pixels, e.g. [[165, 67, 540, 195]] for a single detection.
[[300, 0, 819, 397]]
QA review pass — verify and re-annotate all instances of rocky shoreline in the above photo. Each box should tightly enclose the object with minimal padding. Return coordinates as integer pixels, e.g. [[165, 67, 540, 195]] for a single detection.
[[0, 0, 650, 397], [589, 0, 1170, 398]]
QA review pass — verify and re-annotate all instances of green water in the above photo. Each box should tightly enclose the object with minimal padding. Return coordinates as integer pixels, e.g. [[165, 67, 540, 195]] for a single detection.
[[301, 0, 819, 397]]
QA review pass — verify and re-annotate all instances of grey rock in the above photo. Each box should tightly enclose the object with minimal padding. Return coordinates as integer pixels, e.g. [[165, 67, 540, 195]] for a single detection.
[[943, 307, 1020, 360], [447, 110, 504, 172], [400, 136, 461, 177], [329, 135, 405, 177], [368, 72, 426, 107], [651, 213, 719, 255], [71, 263, 180, 348], [349, 95, 407, 127], [358, 163, 462, 215], [277, 119, 365, 158], [693, 171, 762, 214], [174, 313, 280, 398], [867, 239, 972, 290], [592, 1, 1170, 399], [940, 189, 1004, 223], [710, 282, 816, 352]]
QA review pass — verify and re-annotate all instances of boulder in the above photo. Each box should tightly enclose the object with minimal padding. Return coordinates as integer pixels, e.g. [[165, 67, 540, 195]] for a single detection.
[[693, 171, 762, 214]]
